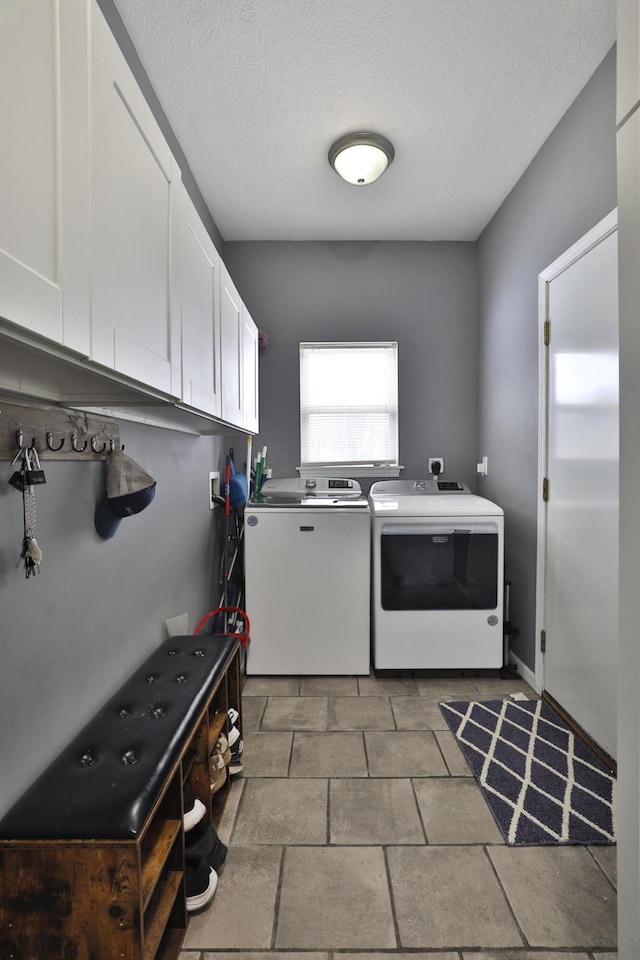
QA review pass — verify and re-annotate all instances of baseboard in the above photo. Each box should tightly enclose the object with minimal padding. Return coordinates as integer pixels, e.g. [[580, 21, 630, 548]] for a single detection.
[[543, 691, 617, 774], [509, 650, 537, 692]]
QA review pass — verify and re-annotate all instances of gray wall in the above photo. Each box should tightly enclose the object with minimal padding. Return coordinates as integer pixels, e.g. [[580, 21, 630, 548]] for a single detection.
[[476, 47, 617, 670], [0, 420, 233, 816], [223, 241, 478, 488]]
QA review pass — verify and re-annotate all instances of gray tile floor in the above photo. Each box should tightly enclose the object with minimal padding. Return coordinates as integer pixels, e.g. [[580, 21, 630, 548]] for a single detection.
[[181, 674, 617, 960]]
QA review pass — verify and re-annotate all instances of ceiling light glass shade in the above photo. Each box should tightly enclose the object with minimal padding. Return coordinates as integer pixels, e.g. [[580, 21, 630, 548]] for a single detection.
[[329, 133, 395, 185]]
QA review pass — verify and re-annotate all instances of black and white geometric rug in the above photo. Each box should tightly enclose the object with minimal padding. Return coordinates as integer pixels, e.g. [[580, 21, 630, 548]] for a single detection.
[[439, 699, 616, 846]]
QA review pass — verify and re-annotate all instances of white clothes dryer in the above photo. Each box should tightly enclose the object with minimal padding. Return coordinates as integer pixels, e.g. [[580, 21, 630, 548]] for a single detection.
[[369, 479, 504, 670]]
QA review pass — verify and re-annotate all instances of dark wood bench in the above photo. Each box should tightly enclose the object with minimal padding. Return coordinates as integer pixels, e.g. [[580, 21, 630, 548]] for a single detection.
[[0, 633, 242, 960]]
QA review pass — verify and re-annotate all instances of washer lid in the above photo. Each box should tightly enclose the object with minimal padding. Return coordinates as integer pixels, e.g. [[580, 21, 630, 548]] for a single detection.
[[251, 494, 369, 509]]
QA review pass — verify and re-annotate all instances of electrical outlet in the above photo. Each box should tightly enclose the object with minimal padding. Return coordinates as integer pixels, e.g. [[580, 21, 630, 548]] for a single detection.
[[165, 614, 189, 637], [209, 471, 220, 509], [477, 455, 488, 476], [428, 457, 444, 475]]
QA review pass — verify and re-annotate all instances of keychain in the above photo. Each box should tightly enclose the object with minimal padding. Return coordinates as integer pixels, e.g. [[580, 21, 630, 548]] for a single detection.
[[14, 446, 45, 578]]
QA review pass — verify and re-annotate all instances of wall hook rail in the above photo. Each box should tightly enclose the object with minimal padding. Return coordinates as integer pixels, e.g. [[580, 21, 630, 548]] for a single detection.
[[1, 402, 120, 461]]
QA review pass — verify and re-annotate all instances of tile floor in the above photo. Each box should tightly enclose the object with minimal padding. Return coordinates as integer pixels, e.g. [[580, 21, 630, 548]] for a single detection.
[[181, 673, 617, 960]]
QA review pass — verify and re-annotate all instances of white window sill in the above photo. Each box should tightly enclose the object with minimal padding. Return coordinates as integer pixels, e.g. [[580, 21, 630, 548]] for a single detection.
[[296, 465, 404, 479]]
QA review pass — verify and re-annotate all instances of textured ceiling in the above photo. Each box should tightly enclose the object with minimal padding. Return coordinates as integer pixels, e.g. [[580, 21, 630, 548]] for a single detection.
[[113, 0, 615, 241]]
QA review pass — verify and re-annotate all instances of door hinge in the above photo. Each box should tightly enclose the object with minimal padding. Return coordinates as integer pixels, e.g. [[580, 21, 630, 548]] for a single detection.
[[541, 629, 546, 653], [544, 319, 551, 346], [542, 477, 549, 501]]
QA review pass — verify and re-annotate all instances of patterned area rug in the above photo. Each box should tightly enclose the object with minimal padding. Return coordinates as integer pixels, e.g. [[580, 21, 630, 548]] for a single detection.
[[439, 698, 616, 846]]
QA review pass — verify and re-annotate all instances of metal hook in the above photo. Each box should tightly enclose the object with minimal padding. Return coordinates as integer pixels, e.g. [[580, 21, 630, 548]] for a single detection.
[[90, 436, 107, 453], [46, 431, 65, 452], [71, 433, 88, 452]]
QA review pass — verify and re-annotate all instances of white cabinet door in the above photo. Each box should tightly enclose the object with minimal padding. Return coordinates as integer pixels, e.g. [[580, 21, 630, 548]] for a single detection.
[[242, 306, 260, 433], [91, 7, 181, 397], [220, 264, 243, 427], [220, 264, 260, 432], [220, 263, 260, 432], [179, 187, 222, 416], [617, 0, 640, 125], [0, 0, 90, 353]]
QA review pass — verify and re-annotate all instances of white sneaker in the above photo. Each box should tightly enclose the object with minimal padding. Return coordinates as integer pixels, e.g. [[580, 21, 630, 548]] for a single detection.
[[183, 784, 207, 832]]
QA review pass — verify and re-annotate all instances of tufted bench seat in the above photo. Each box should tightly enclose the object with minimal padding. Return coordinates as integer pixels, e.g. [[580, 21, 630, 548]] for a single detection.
[[0, 633, 239, 841]]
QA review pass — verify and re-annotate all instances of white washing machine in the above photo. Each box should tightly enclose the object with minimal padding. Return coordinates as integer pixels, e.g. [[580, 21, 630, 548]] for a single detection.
[[244, 478, 371, 675], [369, 479, 504, 670]]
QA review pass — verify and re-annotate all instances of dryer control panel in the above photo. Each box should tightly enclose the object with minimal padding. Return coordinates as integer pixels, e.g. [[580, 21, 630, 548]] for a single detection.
[[437, 480, 468, 492]]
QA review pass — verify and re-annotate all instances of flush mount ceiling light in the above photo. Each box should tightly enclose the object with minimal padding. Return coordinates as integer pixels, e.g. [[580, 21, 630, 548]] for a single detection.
[[328, 132, 395, 185]]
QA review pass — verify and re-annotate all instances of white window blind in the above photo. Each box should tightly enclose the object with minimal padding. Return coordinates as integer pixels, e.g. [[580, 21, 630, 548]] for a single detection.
[[299, 341, 399, 467]]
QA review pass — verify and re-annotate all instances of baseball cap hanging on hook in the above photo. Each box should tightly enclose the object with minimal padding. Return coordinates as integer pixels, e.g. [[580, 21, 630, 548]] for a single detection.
[[94, 449, 156, 539]]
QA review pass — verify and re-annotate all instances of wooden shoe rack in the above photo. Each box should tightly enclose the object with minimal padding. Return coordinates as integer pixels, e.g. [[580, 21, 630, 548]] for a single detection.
[[0, 634, 242, 960]]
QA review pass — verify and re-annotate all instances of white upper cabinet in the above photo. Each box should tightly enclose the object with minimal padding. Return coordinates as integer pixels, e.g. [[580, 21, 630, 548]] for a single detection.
[[618, 0, 640, 124], [90, 6, 181, 397], [179, 186, 222, 417], [220, 264, 244, 428], [220, 263, 260, 433], [242, 306, 260, 434], [0, 0, 90, 353], [0, 0, 258, 432]]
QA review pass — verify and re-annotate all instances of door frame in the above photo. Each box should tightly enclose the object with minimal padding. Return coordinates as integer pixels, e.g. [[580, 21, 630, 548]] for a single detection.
[[534, 208, 618, 695]]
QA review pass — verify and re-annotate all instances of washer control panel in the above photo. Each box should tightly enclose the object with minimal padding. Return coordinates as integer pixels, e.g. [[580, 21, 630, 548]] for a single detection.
[[262, 477, 363, 498]]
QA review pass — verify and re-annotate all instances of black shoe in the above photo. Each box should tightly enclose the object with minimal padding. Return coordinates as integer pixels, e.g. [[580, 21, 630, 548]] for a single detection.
[[185, 820, 228, 872], [185, 856, 217, 912], [228, 725, 243, 753], [209, 833, 228, 871]]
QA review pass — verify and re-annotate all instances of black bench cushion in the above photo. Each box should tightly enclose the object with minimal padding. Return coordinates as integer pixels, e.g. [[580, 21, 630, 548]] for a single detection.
[[0, 635, 238, 841]]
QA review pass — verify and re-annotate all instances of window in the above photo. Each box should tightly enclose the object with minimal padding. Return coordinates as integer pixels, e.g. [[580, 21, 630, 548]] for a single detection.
[[299, 341, 399, 467]]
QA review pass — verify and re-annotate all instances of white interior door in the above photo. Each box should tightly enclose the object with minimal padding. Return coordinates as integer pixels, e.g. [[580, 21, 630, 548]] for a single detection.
[[538, 212, 618, 759]]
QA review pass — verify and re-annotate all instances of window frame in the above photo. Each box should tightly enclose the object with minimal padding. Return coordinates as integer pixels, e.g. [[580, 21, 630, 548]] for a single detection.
[[298, 340, 400, 475]]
